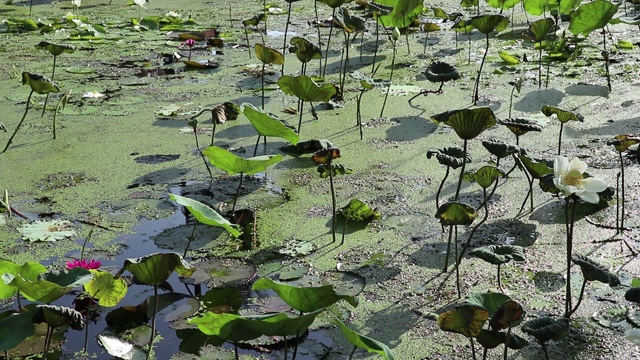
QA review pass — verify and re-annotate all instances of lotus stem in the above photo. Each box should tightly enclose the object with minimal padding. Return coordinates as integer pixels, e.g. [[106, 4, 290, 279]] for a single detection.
[[509, 85, 516, 118], [261, 61, 266, 109], [244, 28, 251, 59], [210, 111, 217, 146], [348, 345, 357, 359], [341, 218, 347, 245], [616, 171, 621, 233], [253, 135, 262, 157], [146, 285, 159, 360], [282, 2, 293, 75], [473, 34, 490, 104], [297, 101, 305, 133], [503, 324, 512, 360], [379, 40, 396, 118], [516, 158, 534, 216], [455, 224, 461, 298], [568, 278, 587, 317], [80, 228, 94, 261], [15, 293, 21, 310], [234, 343, 239, 360], [453, 139, 468, 201], [470, 336, 477, 360], [538, 45, 542, 90], [497, 263, 503, 292], [487, 158, 501, 203], [329, 164, 337, 244], [315, 1, 322, 74], [192, 120, 214, 187], [436, 166, 450, 210], [604, 50, 611, 92], [564, 197, 577, 318], [443, 225, 454, 272], [557, 122, 563, 155], [231, 173, 244, 214], [619, 152, 625, 232], [458, 188, 489, 265], [323, 7, 336, 77], [284, 335, 288, 360], [371, 20, 380, 73], [540, 341, 550, 360], [183, 222, 197, 258], [356, 89, 364, 140], [43, 324, 53, 359], [2, 90, 34, 154]]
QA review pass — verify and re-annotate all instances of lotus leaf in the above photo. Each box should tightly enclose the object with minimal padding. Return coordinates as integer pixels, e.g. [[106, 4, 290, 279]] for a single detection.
[[518, 154, 553, 180], [571, 254, 619, 285], [97, 334, 148, 359], [625, 287, 640, 303], [254, 43, 284, 65], [18, 219, 76, 242], [608, 134, 640, 152], [464, 292, 512, 317], [9, 267, 92, 303], [469, 245, 525, 266], [464, 166, 506, 189], [437, 304, 489, 337], [482, 140, 520, 159], [339, 198, 381, 222], [431, 108, 497, 140], [435, 201, 478, 226], [490, 300, 525, 330], [252, 278, 358, 312], [35, 41, 75, 56], [289, 37, 322, 63], [523, 0, 559, 16], [569, 0, 619, 37], [476, 329, 529, 349], [334, 316, 395, 359], [427, 147, 471, 169], [242, 103, 299, 145], [118, 252, 195, 286], [335, 7, 366, 33], [424, 62, 460, 83], [525, 18, 555, 43], [470, 14, 509, 34], [500, 118, 543, 136], [0, 309, 36, 351], [0, 261, 47, 300], [278, 75, 337, 103], [541, 105, 584, 123], [521, 316, 570, 342], [202, 146, 282, 176], [486, 0, 521, 10], [83, 270, 128, 307], [169, 194, 240, 237], [33, 304, 84, 330], [376, 0, 422, 28]]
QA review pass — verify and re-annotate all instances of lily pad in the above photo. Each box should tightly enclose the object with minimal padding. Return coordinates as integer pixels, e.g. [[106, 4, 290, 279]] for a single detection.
[[18, 220, 76, 242], [180, 258, 256, 288]]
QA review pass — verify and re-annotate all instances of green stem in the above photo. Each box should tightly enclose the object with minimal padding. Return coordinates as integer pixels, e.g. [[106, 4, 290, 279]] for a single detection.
[[436, 166, 450, 210], [43, 324, 53, 359], [443, 225, 454, 272], [282, 2, 292, 75], [473, 34, 490, 104], [454, 140, 468, 201], [261, 61, 266, 109], [557, 122, 563, 155], [2, 90, 34, 154], [503, 324, 512, 360], [80, 229, 93, 261], [183, 222, 197, 258], [348, 345, 357, 359], [458, 188, 489, 265], [193, 122, 214, 187], [497, 263, 503, 292], [323, 7, 336, 77], [541, 341, 550, 360], [568, 278, 587, 317], [538, 45, 542, 90], [146, 285, 158, 360], [619, 151, 625, 231], [297, 101, 305, 134], [470, 336, 477, 360], [380, 40, 396, 118], [232, 173, 244, 214], [329, 164, 337, 244], [564, 197, 577, 317]]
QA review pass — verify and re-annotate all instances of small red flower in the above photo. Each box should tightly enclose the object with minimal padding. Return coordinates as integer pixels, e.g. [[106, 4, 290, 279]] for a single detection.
[[65, 259, 101, 270], [182, 38, 196, 48]]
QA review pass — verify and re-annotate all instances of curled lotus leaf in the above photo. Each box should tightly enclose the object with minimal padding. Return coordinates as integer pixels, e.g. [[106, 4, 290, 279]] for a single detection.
[[469, 245, 525, 266], [359, 1, 394, 16], [476, 329, 529, 350], [254, 43, 284, 65], [499, 118, 543, 136], [437, 303, 489, 337], [518, 154, 553, 180], [312, 148, 341, 165], [289, 37, 322, 63], [435, 201, 478, 226], [524, 18, 555, 43], [607, 134, 640, 152], [335, 7, 367, 33], [242, 103, 298, 146], [489, 300, 525, 330], [541, 105, 584, 123], [470, 14, 509, 34], [521, 316, 570, 343], [32, 304, 84, 330], [117, 252, 195, 286], [463, 165, 506, 189], [333, 315, 395, 360], [317, 164, 353, 178], [21, 72, 60, 94], [278, 74, 337, 103], [452, 19, 474, 33], [568, 0, 619, 37], [242, 13, 267, 27], [431, 107, 497, 140], [35, 41, 75, 56], [482, 139, 520, 159], [427, 147, 471, 169], [424, 61, 460, 83], [432, 7, 462, 21], [571, 254, 620, 286], [339, 198, 381, 222]]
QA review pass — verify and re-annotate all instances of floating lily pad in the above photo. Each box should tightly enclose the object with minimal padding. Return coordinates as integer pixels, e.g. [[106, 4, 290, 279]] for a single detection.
[[275, 239, 317, 257], [18, 220, 76, 242], [65, 67, 95, 74], [180, 258, 256, 288]]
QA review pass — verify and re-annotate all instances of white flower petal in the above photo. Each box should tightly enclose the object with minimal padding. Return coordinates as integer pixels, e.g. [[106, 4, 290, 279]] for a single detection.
[[578, 191, 599, 204], [554, 156, 569, 177], [567, 157, 588, 174], [582, 177, 607, 193]]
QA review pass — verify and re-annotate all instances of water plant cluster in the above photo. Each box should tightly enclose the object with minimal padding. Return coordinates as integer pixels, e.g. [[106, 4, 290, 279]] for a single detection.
[[0, 0, 640, 359]]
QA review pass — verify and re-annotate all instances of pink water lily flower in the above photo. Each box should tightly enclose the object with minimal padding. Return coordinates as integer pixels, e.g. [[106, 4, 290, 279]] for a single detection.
[[66, 259, 101, 270], [182, 39, 196, 48], [553, 156, 607, 204]]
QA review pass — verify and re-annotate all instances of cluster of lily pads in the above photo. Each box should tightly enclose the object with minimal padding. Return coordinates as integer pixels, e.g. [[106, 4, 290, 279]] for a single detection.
[[2, 0, 640, 358]]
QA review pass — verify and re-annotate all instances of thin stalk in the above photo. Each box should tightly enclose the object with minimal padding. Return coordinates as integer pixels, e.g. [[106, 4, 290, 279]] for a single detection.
[[497, 263, 503, 292], [557, 122, 563, 155], [210, 113, 217, 146], [253, 135, 261, 157], [323, 7, 337, 77], [371, 19, 380, 73], [356, 90, 364, 140], [616, 171, 621, 233], [455, 224, 460, 298], [379, 40, 397, 118], [604, 51, 611, 92], [458, 188, 489, 265], [282, 2, 293, 75], [284, 336, 288, 360], [231, 173, 244, 214], [619, 152, 625, 231], [15, 293, 22, 310], [297, 101, 305, 133], [442, 225, 454, 272], [348, 345, 357, 359], [192, 122, 214, 187], [183, 222, 197, 258], [503, 324, 512, 360], [315, 0, 322, 74], [43, 325, 53, 359], [41, 55, 57, 117], [454, 140, 469, 200], [567, 279, 587, 317], [80, 229, 94, 261], [487, 158, 501, 202], [436, 166, 450, 209], [234, 343, 239, 360], [564, 197, 577, 318], [146, 285, 159, 360], [244, 28, 252, 59], [516, 158, 534, 215], [2, 90, 34, 154], [470, 336, 477, 360], [473, 34, 490, 104], [329, 164, 337, 243], [341, 218, 347, 245], [541, 341, 550, 360], [261, 61, 266, 109], [538, 45, 542, 89]]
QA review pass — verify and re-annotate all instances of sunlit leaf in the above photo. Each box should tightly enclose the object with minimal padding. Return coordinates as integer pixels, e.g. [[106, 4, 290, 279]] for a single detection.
[[18, 220, 75, 242], [169, 194, 240, 237], [525, 18, 555, 43], [464, 292, 512, 317], [435, 201, 478, 226], [470, 14, 509, 34], [242, 103, 299, 145], [469, 245, 525, 266], [499, 50, 520, 65], [289, 37, 322, 63], [334, 315, 395, 359], [202, 146, 282, 176], [500, 118, 543, 136], [375, 0, 422, 28], [339, 198, 381, 222], [83, 270, 128, 307], [252, 278, 358, 312], [254, 43, 284, 65], [568, 0, 619, 37], [464, 166, 506, 189], [118, 252, 195, 286], [607, 134, 640, 152], [11, 268, 93, 303], [437, 304, 489, 337], [278, 75, 337, 103], [523, 0, 559, 16], [432, 108, 497, 140], [0, 261, 46, 300]]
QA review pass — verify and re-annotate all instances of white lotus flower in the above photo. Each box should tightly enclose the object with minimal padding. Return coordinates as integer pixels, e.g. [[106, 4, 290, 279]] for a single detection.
[[553, 156, 607, 204], [134, 0, 146, 7], [71, 0, 81, 7], [82, 91, 105, 98], [625, 328, 640, 346]]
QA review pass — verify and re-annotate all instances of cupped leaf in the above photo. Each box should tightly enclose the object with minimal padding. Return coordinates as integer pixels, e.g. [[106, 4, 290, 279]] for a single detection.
[[252, 278, 358, 312], [10, 267, 93, 303], [334, 316, 395, 360], [202, 146, 282, 176], [339, 198, 381, 222], [435, 201, 478, 226], [525, 18, 555, 43], [83, 270, 128, 307], [482, 140, 520, 159], [35, 41, 75, 56], [335, 7, 367, 33], [424, 61, 460, 83], [318, 164, 353, 178], [569, 0, 619, 36], [470, 15, 509, 34], [464, 292, 512, 317], [489, 300, 525, 330], [476, 330, 528, 349], [464, 166, 506, 189], [521, 316, 570, 343], [542, 105, 584, 123], [571, 254, 619, 285], [117, 252, 195, 286], [32, 304, 84, 330], [375, 0, 422, 28], [169, 194, 240, 237], [242, 103, 299, 145], [518, 154, 553, 180], [469, 245, 526, 266], [0, 261, 47, 300], [500, 118, 543, 136], [487, 0, 521, 10], [427, 147, 471, 169], [289, 37, 322, 63], [0, 309, 36, 351], [432, 7, 462, 21], [278, 75, 337, 103], [21, 72, 60, 94], [608, 134, 640, 152], [432, 108, 497, 140], [242, 13, 267, 27], [523, 0, 558, 15], [452, 19, 474, 33], [254, 43, 284, 65], [437, 304, 489, 337]]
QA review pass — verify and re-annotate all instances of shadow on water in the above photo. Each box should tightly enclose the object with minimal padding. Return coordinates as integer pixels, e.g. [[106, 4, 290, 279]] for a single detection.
[[385, 116, 438, 141]]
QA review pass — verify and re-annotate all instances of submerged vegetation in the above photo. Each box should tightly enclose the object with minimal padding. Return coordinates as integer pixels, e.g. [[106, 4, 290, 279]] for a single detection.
[[1, 0, 640, 359]]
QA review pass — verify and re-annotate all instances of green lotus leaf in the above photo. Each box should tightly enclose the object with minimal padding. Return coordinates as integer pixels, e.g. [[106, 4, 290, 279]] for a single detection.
[[542, 106, 584, 123], [363, 1, 394, 16], [339, 198, 381, 222], [280, 139, 335, 154], [435, 201, 478, 226], [32, 304, 84, 330], [521, 316, 570, 343], [252, 278, 358, 312], [499, 50, 520, 65], [427, 147, 471, 169], [569, 0, 619, 37], [21, 72, 60, 95], [0, 309, 36, 351], [375, 0, 422, 28], [571, 254, 619, 285], [34, 41, 75, 56], [437, 304, 489, 337], [464, 292, 512, 317], [482, 140, 520, 159], [486, 0, 521, 10], [169, 194, 240, 237], [461, 0, 479, 7], [335, 7, 367, 33], [254, 43, 284, 65], [317, 164, 353, 178], [334, 315, 395, 360], [500, 118, 543, 136], [560, 0, 583, 14], [518, 154, 553, 180], [489, 300, 525, 330], [425, 62, 460, 83], [431, 107, 497, 140], [242, 103, 299, 145], [119, 252, 195, 286], [469, 245, 526, 266], [523, 0, 559, 16], [289, 37, 322, 63], [0, 261, 47, 300], [202, 146, 282, 176], [476, 329, 529, 349], [242, 13, 267, 27], [10, 267, 93, 303], [189, 309, 322, 342], [464, 166, 506, 189], [277, 75, 337, 103], [200, 287, 243, 314], [608, 134, 640, 152], [17, 219, 75, 242], [452, 19, 474, 33], [525, 18, 555, 43], [83, 270, 128, 307], [318, 0, 353, 8], [470, 14, 509, 34], [432, 7, 462, 21]]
